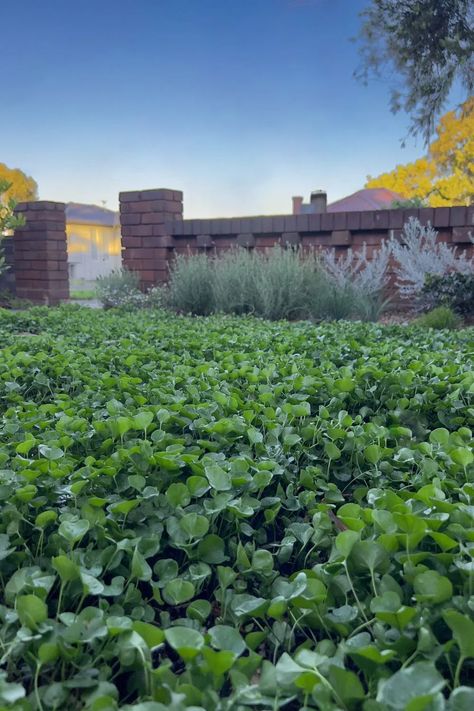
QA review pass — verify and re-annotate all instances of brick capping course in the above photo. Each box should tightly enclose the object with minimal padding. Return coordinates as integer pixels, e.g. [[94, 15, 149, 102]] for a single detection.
[[168, 207, 471, 237]]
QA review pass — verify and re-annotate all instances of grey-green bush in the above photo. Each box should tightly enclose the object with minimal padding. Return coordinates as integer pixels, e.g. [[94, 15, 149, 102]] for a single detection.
[[96, 268, 147, 309], [165, 245, 392, 321], [212, 249, 260, 315], [146, 285, 166, 309], [167, 247, 327, 320], [254, 247, 320, 320], [166, 252, 215, 315], [353, 291, 392, 323], [317, 281, 359, 321], [216, 247, 325, 320]]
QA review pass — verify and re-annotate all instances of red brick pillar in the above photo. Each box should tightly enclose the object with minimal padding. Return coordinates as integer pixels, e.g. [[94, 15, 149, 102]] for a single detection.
[[13, 201, 69, 305], [119, 188, 182, 290]]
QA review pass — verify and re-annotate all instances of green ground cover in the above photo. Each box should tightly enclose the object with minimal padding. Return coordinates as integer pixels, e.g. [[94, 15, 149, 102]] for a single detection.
[[0, 306, 473, 711], [69, 290, 97, 301]]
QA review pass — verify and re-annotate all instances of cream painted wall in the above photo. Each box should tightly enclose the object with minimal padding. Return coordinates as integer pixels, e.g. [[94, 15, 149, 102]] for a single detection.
[[67, 222, 122, 281]]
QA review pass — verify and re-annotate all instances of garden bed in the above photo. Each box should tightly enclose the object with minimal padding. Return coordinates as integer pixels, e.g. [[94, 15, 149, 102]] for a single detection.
[[0, 306, 473, 710]]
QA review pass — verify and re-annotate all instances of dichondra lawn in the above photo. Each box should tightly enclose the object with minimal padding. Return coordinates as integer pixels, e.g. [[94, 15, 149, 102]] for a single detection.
[[0, 306, 473, 710]]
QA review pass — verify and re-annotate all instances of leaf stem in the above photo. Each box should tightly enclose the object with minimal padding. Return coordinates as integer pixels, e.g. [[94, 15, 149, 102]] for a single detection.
[[454, 654, 465, 688], [344, 562, 369, 624], [34, 663, 44, 711]]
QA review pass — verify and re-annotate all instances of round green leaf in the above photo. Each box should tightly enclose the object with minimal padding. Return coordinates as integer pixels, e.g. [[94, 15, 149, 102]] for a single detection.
[[376, 662, 445, 710], [187, 599, 212, 623], [413, 570, 453, 604], [450, 447, 473, 468], [166, 482, 191, 507], [35, 510, 58, 528], [443, 610, 474, 658], [58, 518, 90, 545], [162, 579, 195, 605], [205, 463, 232, 491], [16, 595, 48, 630], [179, 513, 209, 539], [208, 625, 246, 656], [365, 444, 382, 465], [164, 626, 204, 661], [132, 621, 165, 649], [251, 549, 274, 575], [197, 534, 226, 564], [335, 529, 359, 559], [38, 444, 64, 460], [325, 442, 342, 460]]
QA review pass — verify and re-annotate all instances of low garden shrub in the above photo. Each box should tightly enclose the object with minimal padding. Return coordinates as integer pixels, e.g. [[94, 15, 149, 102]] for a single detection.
[[252, 248, 324, 320], [96, 270, 167, 310], [416, 305, 462, 330], [166, 246, 391, 321], [0, 307, 472, 709], [422, 272, 474, 316], [166, 252, 215, 315], [146, 285, 166, 309], [210, 248, 261, 315], [0, 290, 33, 310], [96, 267, 147, 309]]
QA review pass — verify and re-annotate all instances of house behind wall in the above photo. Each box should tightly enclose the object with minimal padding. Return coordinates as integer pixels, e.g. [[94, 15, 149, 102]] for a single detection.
[[66, 203, 122, 283]]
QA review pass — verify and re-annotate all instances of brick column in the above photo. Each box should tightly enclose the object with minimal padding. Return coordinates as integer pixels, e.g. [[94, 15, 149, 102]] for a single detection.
[[13, 201, 69, 305], [119, 188, 182, 290]]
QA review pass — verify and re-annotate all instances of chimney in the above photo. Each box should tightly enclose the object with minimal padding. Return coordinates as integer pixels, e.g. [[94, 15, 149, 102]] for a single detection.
[[292, 196, 303, 215], [310, 190, 327, 213]]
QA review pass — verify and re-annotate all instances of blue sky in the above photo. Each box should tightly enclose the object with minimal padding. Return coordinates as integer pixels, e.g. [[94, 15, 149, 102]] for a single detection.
[[2, 0, 430, 217]]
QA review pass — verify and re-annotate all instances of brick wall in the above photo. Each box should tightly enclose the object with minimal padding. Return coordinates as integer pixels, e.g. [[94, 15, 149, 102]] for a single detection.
[[120, 191, 474, 301], [12, 201, 69, 305]]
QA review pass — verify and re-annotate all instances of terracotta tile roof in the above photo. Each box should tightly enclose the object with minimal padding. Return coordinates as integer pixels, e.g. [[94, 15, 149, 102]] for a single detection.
[[327, 188, 404, 212]]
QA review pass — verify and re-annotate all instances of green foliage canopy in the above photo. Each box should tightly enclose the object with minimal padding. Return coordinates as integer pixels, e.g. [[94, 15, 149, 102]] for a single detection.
[[356, 0, 474, 141]]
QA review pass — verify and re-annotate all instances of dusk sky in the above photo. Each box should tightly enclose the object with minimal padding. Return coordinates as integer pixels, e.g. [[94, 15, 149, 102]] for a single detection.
[[2, 0, 444, 217]]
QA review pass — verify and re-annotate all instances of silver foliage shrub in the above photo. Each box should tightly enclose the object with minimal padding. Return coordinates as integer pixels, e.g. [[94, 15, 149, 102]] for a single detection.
[[319, 242, 392, 321], [96, 268, 148, 309], [146, 285, 166, 308], [390, 217, 474, 297], [320, 242, 391, 294], [96, 269, 167, 310]]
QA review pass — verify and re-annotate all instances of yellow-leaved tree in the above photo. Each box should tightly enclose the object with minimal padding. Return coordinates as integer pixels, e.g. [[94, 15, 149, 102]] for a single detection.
[[366, 98, 474, 206], [0, 163, 38, 202]]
